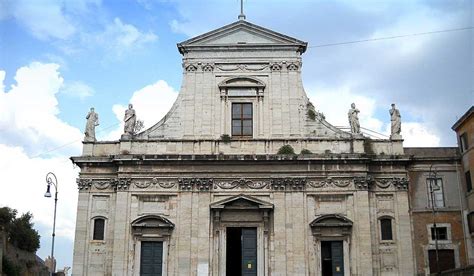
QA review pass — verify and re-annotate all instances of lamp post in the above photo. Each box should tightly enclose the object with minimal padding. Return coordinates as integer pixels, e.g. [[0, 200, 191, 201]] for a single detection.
[[428, 165, 440, 275], [44, 172, 58, 276]]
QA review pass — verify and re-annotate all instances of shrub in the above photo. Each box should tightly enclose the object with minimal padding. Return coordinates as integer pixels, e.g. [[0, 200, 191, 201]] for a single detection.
[[220, 134, 231, 143], [307, 109, 316, 120], [277, 145, 295, 155], [300, 149, 312, 154]]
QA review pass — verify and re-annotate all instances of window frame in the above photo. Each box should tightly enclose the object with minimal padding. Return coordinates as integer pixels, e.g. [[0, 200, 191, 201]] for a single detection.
[[426, 223, 452, 244], [466, 171, 472, 192], [91, 216, 107, 241], [431, 227, 448, 241], [460, 132, 469, 152], [380, 217, 394, 241], [231, 102, 253, 138], [427, 177, 445, 208]]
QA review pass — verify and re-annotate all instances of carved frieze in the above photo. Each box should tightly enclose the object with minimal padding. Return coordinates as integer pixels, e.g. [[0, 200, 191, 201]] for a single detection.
[[308, 177, 351, 189], [270, 178, 306, 191], [134, 178, 176, 189], [202, 63, 214, 72], [215, 64, 268, 72], [178, 178, 214, 191], [112, 178, 131, 191], [372, 177, 408, 190], [214, 178, 270, 189], [77, 178, 92, 190]]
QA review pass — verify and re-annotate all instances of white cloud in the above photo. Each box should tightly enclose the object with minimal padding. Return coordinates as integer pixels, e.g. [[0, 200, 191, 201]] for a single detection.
[[0, 62, 83, 267], [400, 122, 441, 147], [1, 0, 76, 40], [102, 80, 178, 140], [85, 17, 158, 58], [0, 144, 78, 240], [308, 86, 441, 146], [0, 62, 83, 156], [61, 81, 94, 99]]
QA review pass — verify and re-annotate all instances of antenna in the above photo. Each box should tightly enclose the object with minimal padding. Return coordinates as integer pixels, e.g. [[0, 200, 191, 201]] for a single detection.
[[238, 0, 246, 20]]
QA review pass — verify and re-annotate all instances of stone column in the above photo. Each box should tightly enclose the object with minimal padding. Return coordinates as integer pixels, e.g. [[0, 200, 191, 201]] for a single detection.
[[72, 189, 91, 276], [354, 189, 374, 275], [111, 181, 131, 275]]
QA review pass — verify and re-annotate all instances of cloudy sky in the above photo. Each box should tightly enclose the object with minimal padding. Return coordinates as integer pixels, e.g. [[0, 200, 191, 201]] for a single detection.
[[0, 0, 472, 270]]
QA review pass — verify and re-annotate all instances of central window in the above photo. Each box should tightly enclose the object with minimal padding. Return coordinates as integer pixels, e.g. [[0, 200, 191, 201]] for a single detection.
[[232, 103, 253, 137]]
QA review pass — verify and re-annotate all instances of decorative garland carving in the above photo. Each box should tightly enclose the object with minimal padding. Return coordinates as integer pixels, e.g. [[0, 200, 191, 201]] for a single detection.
[[214, 178, 270, 189], [394, 178, 408, 190], [94, 179, 112, 190], [134, 178, 176, 189], [215, 64, 268, 72], [308, 177, 351, 188], [354, 177, 371, 190]]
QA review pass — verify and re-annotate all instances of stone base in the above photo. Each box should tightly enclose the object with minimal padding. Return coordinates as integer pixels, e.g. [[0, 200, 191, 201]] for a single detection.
[[121, 134, 133, 140], [390, 134, 403, 140]]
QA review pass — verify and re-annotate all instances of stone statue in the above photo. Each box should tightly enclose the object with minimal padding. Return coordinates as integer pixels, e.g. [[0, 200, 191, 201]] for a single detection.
[[84, 107, 99, 142], [348, 103, 360, 134], [390, 103, 402, 139], [124, 104, 136, 135]]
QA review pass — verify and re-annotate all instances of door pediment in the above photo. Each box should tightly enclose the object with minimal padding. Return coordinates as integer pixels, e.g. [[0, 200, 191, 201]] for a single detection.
[[210, 194, 273, 211]]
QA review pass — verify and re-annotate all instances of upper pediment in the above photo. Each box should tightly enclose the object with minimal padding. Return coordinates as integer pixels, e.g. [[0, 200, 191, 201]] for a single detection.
[[178, 20, 307, 54]]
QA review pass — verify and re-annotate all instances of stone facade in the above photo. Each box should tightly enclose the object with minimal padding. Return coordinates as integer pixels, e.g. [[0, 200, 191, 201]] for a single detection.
[[71, 19, 423, 275]]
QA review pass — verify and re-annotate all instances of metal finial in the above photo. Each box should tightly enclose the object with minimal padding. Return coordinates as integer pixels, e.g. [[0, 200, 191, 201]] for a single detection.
[[238, 0, 246, 20]]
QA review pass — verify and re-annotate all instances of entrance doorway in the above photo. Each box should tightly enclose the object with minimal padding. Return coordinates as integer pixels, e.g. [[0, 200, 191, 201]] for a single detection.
[[226, 227, 257, 276], [321, 241, 344, 276], [428, 249, 455, 273], [140, 241, 163, 276]]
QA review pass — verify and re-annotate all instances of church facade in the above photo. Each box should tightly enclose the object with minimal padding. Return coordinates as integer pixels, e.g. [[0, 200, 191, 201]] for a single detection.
[[71, 18, 419, 275]]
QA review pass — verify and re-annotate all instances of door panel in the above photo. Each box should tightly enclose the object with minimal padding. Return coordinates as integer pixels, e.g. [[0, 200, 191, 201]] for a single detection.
[[331, 241, 344, 276], [241, 228, 257, 276], [141, 241, 163, 276]]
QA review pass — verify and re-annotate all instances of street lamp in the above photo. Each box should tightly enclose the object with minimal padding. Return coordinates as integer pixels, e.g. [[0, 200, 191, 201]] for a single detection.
[[45, 172, 58, 275], [428, 165, 441, 275]]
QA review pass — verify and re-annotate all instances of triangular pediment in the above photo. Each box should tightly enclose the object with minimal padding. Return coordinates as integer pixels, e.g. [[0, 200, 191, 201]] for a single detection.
[[131, 215, 175, 228], [310, 214, 353, 228], [178, 20, 307, 54], [210, 194, 273, 210]]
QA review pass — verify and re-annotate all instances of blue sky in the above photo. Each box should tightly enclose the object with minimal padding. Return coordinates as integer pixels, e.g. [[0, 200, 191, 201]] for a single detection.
[[0, 0, 472, 270]]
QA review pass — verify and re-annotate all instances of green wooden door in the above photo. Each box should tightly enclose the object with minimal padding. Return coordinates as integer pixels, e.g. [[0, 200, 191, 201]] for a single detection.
[[140, 241, 163, 276], [331, 241, 344, 276], [241, 228, 257, 276]]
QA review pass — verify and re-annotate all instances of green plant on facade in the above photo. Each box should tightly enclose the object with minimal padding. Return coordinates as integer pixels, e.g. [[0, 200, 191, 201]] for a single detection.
[[300, 149, 312, 155], [220, 134, 231, 143], [277, 145, 295, 155]]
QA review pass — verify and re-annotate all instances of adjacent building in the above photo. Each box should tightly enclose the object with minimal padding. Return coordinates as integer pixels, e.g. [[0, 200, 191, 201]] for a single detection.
[[452, 106, 474, 264]]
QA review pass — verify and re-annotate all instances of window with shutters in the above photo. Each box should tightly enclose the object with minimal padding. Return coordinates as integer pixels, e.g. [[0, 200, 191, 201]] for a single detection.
[[93, 218, 105, 241]]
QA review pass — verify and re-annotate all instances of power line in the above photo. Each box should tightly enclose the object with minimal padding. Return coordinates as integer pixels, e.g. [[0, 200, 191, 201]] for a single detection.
[[30, 122, 121, 159], [310, 26, 473, 48]]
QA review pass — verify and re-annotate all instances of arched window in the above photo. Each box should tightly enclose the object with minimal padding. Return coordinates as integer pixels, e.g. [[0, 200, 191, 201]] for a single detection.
[[93, 218, 105, 240], [380, 218, 393, 241]]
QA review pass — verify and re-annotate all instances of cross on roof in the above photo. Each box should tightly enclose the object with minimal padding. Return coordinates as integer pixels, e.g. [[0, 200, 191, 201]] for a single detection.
[[238, 0, 246, 20]]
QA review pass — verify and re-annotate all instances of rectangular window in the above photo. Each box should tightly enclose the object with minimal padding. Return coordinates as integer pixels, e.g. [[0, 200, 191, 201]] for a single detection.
[[468, 212, 474, 233], [466, 171, 472, 192], [232, 103, 252, 137], [380, 218, 393, 240], [427, 178, 444, 208], [460, 133, 469, 152], [93, 218, 105, 240], [431, 227, 448, 240]]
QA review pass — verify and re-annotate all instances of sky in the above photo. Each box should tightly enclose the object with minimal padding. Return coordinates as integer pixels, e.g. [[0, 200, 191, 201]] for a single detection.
[[0, 0, 472, 270]]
